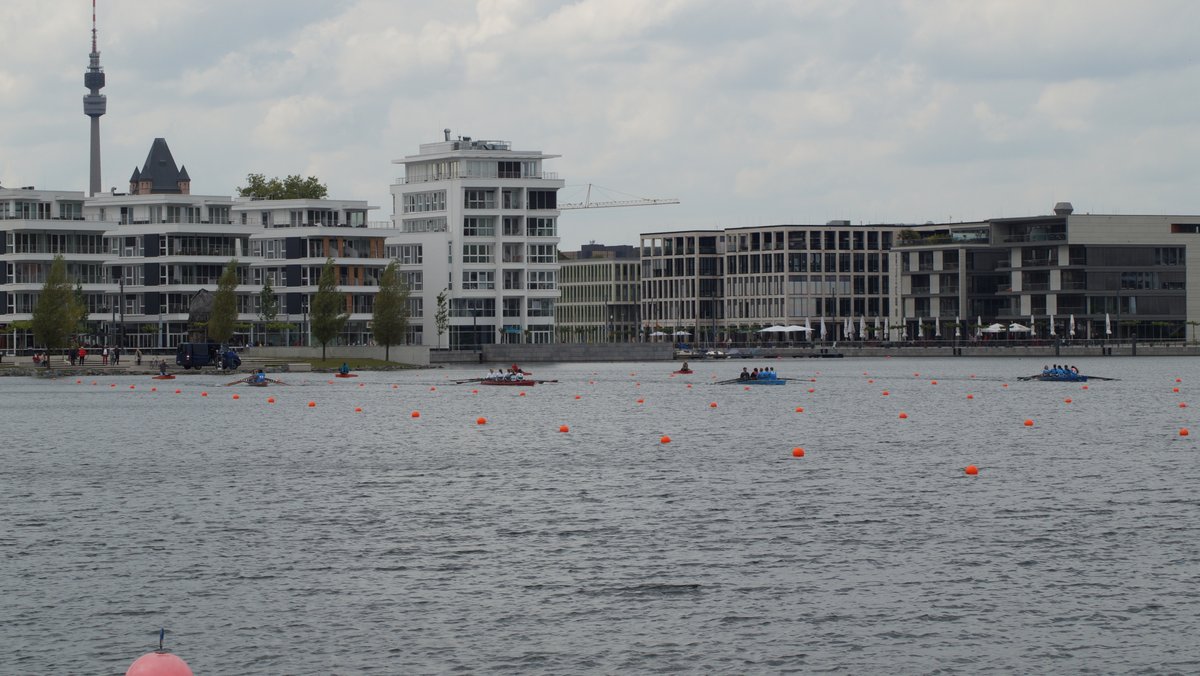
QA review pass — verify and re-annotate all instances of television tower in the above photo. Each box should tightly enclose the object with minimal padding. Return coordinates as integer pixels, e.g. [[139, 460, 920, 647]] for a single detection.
[[83, 0, 106, 196]]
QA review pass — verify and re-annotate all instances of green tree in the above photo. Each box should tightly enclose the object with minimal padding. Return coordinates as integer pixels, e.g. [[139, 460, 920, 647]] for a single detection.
[[311, 258, 348, 360], [237, 173, 328, 200], [370, 261, 411, 362], [31, 255, 82, 366], [434, 289, 449, 349], [73, 281, 90, 335], [207, 259, 240, 344]]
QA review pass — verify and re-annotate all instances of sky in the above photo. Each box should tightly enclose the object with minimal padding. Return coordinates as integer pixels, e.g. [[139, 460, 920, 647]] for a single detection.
[[1, 0, 1198, 250]]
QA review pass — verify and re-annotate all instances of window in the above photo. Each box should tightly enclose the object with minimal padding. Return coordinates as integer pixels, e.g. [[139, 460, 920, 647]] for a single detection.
[[527, 218, 556, 237], [450, 298, 495, 317], [528, 270, 556, 289], [402, 270, 423, 291], [402, 217, 446, 233], [402, 191, 447, 214], [463, 217, 496, 237], [462, 244, 494, 263], [528, 190, 557, 210], [528, 244, 556, 263], [464, 189, 496, 209], [527, 298, 555, 317], [462, 270, 495, 290], [394, 244, 423, 265]]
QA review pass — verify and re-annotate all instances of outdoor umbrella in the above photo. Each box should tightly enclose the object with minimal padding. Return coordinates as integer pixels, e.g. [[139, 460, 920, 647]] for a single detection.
[[650, 331, 667, 337], [820, 317, 826, 340], [982, 323, 1006, 333], [1049, 314, 1056, 337], [1029, 314, 1036, 338], [859, 315, 866, 340], [1008, 322, 1031, 333], [917, 319, 924, 339], [784, 325, 812, 333], [1106, 313, 1112, 336], [976, 315, 983, 337], [1069, 314, 1076, 337], [845, 316, 853, 340], [874, 316, 881, 339], [935, 319, 941, 338], [955, 316, 961, 338], [673, 330, 691, 337]]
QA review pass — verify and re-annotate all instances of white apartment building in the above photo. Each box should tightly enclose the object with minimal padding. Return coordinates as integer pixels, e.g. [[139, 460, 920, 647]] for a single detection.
[[387, 132, 564, 349], [557, 244, 640, 343]]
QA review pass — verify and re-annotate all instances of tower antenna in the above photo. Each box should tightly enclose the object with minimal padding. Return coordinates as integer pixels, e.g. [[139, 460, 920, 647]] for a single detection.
[[83, 0, 107, 196]]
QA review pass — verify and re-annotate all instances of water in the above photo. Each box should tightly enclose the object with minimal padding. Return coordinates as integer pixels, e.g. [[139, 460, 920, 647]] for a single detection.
[[2, 357, 1199, 673]]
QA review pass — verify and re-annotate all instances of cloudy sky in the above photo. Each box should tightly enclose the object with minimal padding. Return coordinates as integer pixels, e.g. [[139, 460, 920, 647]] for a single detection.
[[1, 0, 1198, 248]]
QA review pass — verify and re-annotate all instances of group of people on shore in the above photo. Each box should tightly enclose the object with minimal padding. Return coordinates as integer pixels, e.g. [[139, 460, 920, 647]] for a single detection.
[[738, 366, 781, 381], [484, 364, 528, 382]]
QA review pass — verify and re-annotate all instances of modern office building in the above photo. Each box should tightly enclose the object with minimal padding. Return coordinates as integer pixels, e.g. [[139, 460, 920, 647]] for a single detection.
[[557, 243, 640, 343], [893, 203, 1200, 342], [387, 132, 564, 348], [640, 223, 897, 344]]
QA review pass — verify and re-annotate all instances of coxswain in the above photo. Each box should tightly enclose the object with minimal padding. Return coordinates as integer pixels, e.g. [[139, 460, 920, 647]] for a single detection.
[[158, 360, 168, 376], [681, 361, 689, 371]]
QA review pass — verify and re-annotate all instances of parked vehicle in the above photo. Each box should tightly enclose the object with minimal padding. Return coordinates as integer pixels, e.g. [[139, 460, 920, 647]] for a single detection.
[[175, 342, 241, 370]]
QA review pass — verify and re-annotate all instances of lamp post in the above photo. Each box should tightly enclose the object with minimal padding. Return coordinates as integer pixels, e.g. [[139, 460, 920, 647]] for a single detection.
[[472, 308, 479, 350]]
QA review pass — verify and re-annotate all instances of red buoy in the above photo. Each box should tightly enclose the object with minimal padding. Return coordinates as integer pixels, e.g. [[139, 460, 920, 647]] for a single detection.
[[964, 465, 979, 476]]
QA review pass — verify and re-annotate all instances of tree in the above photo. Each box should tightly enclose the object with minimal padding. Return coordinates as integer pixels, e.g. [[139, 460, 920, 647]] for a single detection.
[[371, 261, 411, 362], [311, 258, 348, 360], [434, 289, 449, 349], [259, 278, 280, 325], [237, 173, 328, 200], [73, 282, 90, 335], [207, 259, 240, 344], [31, 255, 82, 366]]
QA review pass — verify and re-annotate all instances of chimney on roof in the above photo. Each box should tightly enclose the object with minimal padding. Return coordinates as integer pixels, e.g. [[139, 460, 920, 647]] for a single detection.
[[444, 128, 451, 141], [1053, 202, 1074, 215]]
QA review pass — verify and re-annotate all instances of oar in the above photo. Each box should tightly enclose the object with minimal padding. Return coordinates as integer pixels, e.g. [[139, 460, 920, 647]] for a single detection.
[[532, 379, 558, 384], [453, 377, 485, 385], [223, 376, 247, 386], [715, 377, 742, 385], [268, 377, 288, 385]]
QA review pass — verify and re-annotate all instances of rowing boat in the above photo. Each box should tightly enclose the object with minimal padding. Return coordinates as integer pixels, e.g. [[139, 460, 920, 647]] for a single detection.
[[480, 379, 535, 387], [152, 374, 176, 380], [335, 373, 357, 378], [725, 378, 789, 386], [673, 369, 694, 375]]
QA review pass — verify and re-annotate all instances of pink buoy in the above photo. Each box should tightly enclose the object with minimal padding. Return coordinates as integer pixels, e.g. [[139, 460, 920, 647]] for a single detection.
[[126, 652, 193, 676], [126, 631, 193, 676]]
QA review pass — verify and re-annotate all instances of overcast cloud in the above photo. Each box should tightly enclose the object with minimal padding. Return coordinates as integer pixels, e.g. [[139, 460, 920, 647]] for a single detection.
[[1, 0, 1197, 248]]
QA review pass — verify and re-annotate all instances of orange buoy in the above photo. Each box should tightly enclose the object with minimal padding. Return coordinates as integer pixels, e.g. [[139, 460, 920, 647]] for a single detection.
[[966, 394, 974, 400], [327, 380, 334, 385], [867, 379, 874, 384], [559, 424, 569, 433], [267, 397, 275, 404], [795, 406, 804, 413], [430, 386, 437, 391], [744, 386, 751, 391], [125, 649, 193, 676], [150, 387, 157, 392], [355, 407, 362, 413], [110, 383, 116, 388], [913, 372, 919, 377], [308, 401, 316, 407], [930, 380, 938, 385], [970, 374, 976, 378], [1064, 397, 1072, 403], [411, 411, 420, 418], [807, 388, 815, 393], [1173, 387, 1180, 393], [174, 389, 181, 394], [231, 394, 239, 400], [1023, 419, 1034, 427], [687, 384, 693, 389], [964, 465, 979, 476], [589, 380, 595, 385], [392, 384, 398, 389], [1180, 402, 1188, 408], [792, 447, 805, 457], [1181, 428, 1190, 437], [519, 391, 526, 397], [1081, 384, 1089, 390], [472, 389, 478, 394], [882, 390, 890, 396], [636, 398, 644, 404], [201, 391, 208, 397], [91, 381, 97, 385], [898, 412, 908, 419], [1177, 378, 1183, 383], [476, 416, 487, 425], [575, 395, 582, 400], [75, 379, 81, 384], [660, 435, 671, 444], [129, 384, 136, 389], [709, 402, 718, 408], [1002, 383, 1009, 388]]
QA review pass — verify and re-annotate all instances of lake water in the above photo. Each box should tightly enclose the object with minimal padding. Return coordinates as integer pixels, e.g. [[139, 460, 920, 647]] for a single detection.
[[2, 356, 1199, 674]]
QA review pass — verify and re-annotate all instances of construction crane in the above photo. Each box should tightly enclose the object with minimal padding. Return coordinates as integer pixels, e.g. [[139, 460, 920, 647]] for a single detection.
[[558, 183, 679, 210]]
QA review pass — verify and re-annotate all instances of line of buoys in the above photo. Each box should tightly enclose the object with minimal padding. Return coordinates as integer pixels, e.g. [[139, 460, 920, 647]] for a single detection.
[[660, 435, 671, 443], [792, 447, 805, 457], [965, 465, 979, 475]]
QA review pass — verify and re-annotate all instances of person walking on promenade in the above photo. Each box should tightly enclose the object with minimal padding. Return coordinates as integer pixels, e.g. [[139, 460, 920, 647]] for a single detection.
[[102, 346, 109, 365], [135, 348, 143, 366]]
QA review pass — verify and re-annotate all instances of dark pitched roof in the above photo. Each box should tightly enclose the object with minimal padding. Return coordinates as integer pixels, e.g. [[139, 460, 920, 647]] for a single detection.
[[177, 165, 190, 181], [130, 167, 141, 182], [135, 138, 189, 193]]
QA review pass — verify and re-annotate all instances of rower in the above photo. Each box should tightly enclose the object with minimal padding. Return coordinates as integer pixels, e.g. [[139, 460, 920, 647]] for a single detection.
[[158, 360, 168, 376], [252, 369, 267, 384], [739, 367, 750, 381], [681, 361, 689, 371], [338, 362, 350, 375]]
